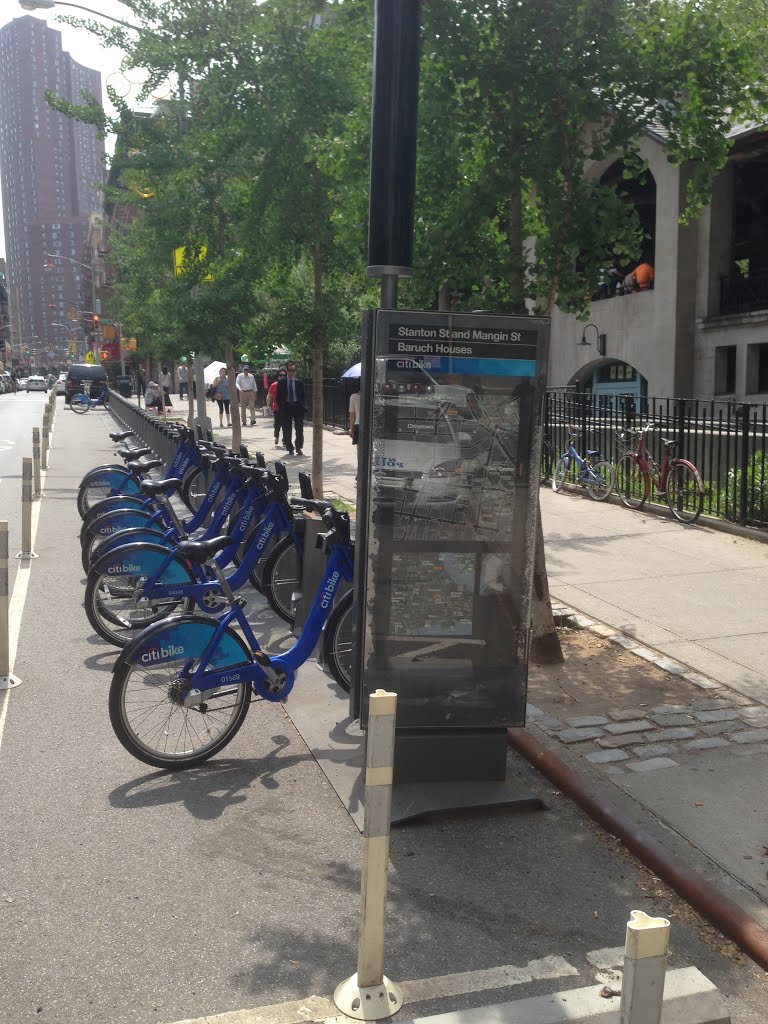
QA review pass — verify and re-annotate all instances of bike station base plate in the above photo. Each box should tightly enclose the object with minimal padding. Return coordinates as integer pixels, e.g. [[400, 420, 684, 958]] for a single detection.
[[0, 673, 22, 691], [284, 662, 542, 830]]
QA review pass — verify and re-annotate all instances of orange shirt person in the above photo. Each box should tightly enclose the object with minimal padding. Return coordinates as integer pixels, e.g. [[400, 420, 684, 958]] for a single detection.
[[631, 262, 654, 291]]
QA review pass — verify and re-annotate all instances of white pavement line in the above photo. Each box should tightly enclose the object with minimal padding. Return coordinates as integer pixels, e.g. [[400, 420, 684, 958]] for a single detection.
[[0, 467, 45, 754], [162, 957, 579, 1024]]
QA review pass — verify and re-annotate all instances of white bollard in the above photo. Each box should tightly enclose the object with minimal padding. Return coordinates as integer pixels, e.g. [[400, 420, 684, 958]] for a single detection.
[[42, 417, 50, 470], [16, 458, 37, 559], [32, 427, 41, 497], [334, 690, 402, 1021], [619, 910, 670, 1024], [0, 521, 21, 689]]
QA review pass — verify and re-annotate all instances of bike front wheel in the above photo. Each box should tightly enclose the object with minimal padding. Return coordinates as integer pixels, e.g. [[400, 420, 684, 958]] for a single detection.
[[261, 535, 301, 625], [109, 619, 253, 769], [552, 455, 577, 492], [615, 455, 648, 509], [322, 589, 354, 693], [585, 460, 615, 501], [70, 393, 91, 414], [665, 461, 704, 524]]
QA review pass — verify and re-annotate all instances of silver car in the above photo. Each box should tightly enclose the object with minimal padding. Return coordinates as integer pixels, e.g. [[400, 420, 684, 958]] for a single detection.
[[26, 374, 48, 392]]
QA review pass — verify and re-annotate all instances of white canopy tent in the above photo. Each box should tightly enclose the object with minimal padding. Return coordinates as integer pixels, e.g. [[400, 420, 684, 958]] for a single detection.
[[203, 360, 227, 384]]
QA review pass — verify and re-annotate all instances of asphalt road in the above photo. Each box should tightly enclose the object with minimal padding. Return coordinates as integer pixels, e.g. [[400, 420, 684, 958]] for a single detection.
[[0, 407, 765, 1024]]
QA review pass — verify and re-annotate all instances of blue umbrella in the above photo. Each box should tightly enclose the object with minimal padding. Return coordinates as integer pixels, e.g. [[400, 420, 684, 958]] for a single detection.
[[341, 361, 361, 379]]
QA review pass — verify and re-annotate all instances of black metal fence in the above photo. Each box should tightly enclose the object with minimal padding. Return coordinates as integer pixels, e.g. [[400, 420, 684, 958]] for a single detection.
[[545, 391, 768, 528], [305, 378, 358, 432]]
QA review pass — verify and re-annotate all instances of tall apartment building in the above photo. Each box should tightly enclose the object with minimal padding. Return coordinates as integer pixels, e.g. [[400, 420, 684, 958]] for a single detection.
[[0, 15, 105, 364]]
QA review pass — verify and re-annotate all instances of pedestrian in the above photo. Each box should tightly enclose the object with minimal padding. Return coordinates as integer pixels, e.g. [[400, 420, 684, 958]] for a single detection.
[[236, 363, 258, 426], [213, 367, 231, 427], [177, 360, 189, 399], [276, 361, 306, 456], [144, 379, 163, 412], [348, 382, 360, 481], [624, 261, 654, 292], [159, 366, 172, 405], [267, 370, 286, 447]]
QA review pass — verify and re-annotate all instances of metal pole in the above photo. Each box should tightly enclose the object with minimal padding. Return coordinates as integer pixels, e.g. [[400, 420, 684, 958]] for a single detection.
[[0, 522, 21, 689], [17, 458, 36, 558], [32, 428, 41, 496], [334, 690, 402, 1021], [193, 351, 211, 436], [619, 910, 670, 1024]]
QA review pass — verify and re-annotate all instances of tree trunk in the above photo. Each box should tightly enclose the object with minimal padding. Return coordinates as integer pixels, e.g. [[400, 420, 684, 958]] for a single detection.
[[438, 284, 451, 311], [225, 342, 242, 452], [310, 243, 324, 498], [530, 507, 564, 663]]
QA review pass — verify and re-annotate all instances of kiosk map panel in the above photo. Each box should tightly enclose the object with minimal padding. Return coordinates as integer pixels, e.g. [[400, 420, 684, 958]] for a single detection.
[[356, 310, 550, 730]]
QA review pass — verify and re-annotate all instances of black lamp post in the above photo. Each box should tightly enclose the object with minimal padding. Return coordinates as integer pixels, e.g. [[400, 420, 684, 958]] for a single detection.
[[578, 323, 607, 356]]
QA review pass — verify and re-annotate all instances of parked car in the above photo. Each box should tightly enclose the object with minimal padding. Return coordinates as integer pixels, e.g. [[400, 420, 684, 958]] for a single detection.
[[18, 377, 28, 390], [65, 363, 107, 405], [26, 374, 48, 392], [56, 371, 67, 396]]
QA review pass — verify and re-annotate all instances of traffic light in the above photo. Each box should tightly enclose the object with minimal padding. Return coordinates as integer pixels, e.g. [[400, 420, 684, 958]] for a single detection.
[[93, 314, 101, 327], [100, 348, 109, 361]]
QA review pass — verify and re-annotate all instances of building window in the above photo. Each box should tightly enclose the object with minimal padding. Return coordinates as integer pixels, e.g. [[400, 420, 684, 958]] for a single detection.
[[714, 345, 737, 395], [746, 343, 768, 394]]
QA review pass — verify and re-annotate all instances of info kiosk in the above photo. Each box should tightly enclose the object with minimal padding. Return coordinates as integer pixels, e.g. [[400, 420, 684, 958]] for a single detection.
[[352, 309, 550, 816]]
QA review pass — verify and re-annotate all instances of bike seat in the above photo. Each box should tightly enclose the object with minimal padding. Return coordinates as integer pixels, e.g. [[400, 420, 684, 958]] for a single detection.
[[127, 458, 162, 474], [176, 535, 232, 563], [109, 430, 135, 442], [118, 446, 152, 460], [566, 424, 582, 434], [586, 449, 601, 458], [661, 438, 678, 449], [140, 477, 184, 497]]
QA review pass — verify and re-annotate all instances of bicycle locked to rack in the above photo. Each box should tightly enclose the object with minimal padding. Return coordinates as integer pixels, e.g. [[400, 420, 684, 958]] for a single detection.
[[107, 503, 355, 769], [614, 422, 704, 524], [551, 425, 615, 501]]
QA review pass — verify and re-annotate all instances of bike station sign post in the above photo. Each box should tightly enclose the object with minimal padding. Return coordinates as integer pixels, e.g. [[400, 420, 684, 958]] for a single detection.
[[352, 309, 549, 809]]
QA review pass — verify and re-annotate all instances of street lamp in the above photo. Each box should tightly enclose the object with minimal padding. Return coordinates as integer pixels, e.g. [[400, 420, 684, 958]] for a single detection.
[[18, 0, 140, 31]]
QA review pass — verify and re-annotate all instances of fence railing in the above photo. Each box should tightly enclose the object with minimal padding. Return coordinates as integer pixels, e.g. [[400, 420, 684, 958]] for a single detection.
[[545, 391, 768, 528], [305, 378, 358, 432]]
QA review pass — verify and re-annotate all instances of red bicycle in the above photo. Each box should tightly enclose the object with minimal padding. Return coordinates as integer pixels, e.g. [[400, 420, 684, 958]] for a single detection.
[[615, 422, 704, 524]]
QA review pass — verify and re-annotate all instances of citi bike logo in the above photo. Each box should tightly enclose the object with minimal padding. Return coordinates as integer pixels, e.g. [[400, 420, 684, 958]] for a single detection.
[[140, 643, 185, 664], [256, 520, 275, 550], [238, 506, 254, 534], [320, 570, 341, 610], [107, 562, 142, 574], [178, 455, 191, 476]]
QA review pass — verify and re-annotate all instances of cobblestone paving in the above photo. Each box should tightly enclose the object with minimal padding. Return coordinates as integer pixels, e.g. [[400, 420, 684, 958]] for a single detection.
[[530, 603, 768, 775]]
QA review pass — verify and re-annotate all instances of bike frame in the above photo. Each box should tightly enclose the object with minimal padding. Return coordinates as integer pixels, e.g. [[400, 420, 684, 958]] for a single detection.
[[133, 540, 354, 703], [559, 439, 602, 482], [82, 433, 205, 503], [624, 430, 679, 495]]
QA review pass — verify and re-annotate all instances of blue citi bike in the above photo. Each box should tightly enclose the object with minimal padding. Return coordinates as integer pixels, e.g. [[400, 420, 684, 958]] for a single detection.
[[108, 504, 355, 768], [551, 426, 615, 500], [84, 464, 308, 646], [71, 383, 110, 414]]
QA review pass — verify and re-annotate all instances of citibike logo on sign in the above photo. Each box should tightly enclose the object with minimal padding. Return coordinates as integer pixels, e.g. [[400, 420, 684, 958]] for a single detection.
[[140, 643, 186, 665]]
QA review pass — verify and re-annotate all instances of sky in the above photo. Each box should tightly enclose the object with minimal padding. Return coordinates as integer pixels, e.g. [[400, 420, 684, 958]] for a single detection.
[[0, 1, 141, 259]]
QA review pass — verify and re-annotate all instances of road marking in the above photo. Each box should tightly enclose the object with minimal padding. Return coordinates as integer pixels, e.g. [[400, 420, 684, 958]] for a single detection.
[[0, 462, 44, 755], [162, 956, 579, 1024]]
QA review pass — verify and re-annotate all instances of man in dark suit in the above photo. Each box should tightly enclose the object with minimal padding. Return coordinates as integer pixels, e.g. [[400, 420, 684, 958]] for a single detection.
[[276, 361, 306, 455]]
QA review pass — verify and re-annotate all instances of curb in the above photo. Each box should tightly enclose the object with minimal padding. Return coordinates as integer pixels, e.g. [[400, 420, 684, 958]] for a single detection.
[[506, 727, 768, 973]]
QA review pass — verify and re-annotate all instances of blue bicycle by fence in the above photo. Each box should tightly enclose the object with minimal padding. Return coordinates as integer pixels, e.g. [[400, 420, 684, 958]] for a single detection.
[[552, 426, 615, 501], [108, 505, 355, 768], [71, 383, 110, 414]]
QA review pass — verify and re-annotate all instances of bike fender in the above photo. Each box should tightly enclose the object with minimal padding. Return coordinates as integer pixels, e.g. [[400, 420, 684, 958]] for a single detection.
[[94, 528, 169, 562], [83, 469, 142, 495], [89, 509, 157, 538], [116, 615, 251, 672], [91, 541, 193, 585]]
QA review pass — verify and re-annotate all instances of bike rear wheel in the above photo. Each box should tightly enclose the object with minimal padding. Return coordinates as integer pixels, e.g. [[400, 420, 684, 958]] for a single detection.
[[585, 459, 615, 501], [70, 394, 91, 414], [109, 625, 252, 768], [552, 454, 577, 492], [261, 535, 301, 625], [665, 461, 704, 524], [615, 455, 648, 509], [322, 589, 354, 693]]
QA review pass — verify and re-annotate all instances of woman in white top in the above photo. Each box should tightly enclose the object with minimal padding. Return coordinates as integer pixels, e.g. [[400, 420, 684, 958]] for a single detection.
[[348, 386, 360, 480]]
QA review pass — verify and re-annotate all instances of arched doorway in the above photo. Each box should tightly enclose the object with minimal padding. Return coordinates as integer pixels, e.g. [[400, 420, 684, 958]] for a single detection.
[[571, 358, 648, 406]]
